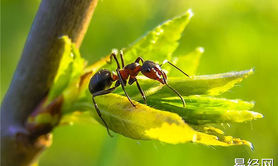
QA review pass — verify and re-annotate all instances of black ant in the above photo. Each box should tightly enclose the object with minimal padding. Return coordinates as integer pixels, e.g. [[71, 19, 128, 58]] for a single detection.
[[88, 50, 189, 137]]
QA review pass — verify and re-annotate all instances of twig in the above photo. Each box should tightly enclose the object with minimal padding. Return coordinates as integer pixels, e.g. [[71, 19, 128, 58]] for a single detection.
[[1, 0, 98, 165]]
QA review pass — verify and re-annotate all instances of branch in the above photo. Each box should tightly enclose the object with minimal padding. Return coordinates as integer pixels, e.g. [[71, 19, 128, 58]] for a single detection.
[[1, 0, 98, 165]]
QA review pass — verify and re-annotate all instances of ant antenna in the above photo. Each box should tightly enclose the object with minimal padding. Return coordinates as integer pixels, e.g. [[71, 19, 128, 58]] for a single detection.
[[108, 51, 121, 69], [165, 83, 186, 107], [161, 60, 190, 78], [161, 73, 186, 107], [119, 50, 125, 68]]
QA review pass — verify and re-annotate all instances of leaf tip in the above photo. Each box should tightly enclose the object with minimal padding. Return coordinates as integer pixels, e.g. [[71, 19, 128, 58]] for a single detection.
[[250, 67, 255, 73], [187, 9, 194, 19], [249, 68, 255, 74], [232, 68, 254, 78], [58, 35, 68, 40], [250, 142, 255, 151], [240, 68, 254, 78], [252, 111, 264, 119], [240, 140, 254, 150], [58, 35, 71, 44], [196, 47, 205, 53]]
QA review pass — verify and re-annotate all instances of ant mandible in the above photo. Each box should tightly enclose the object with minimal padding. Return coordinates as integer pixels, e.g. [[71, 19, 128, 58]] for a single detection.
[[89, 50, 189, 137]]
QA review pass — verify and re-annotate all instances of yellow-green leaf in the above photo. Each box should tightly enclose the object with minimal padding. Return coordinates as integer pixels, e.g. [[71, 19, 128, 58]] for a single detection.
[[47, 36, 73, 102], [48, 36, 85, 103], [112, 69, 253, 100], [70, 93, 253, 148], [102, 9, 194, 70], [145, 96, 262, 124], [170, 47, 204, 76], [133, 69, 254, 99]]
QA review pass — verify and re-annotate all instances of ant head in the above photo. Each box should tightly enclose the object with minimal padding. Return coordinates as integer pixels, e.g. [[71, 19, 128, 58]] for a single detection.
[[141, 60, 167, 84]]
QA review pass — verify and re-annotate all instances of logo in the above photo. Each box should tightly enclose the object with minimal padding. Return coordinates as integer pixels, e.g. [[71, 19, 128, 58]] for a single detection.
[[234, 158, 274, 166]]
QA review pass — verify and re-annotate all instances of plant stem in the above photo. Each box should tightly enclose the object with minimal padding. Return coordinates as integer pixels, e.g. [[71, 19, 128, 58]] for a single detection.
[[1, 0, 98, 165]]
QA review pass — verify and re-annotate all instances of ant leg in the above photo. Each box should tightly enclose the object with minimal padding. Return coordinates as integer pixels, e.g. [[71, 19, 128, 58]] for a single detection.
[[92, 97, 113, 137], [160, 60, 190, 77], [93, 87, 117, 96], [109, 51, 134, 106], [135, 79, 147, 104], [135, 57, 144, 64], [116, 69, 136, 107], [161, 73, 186, 107], [92, 87, 117, 137], [119, 50, 125, 68], [108, 51, 121, 69]]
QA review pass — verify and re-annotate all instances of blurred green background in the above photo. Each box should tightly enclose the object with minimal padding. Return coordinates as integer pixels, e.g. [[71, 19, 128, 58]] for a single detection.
[[1, 0, 278, 165]]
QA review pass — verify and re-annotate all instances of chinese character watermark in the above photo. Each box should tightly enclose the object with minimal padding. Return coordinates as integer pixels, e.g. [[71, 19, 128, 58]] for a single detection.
[[235, 158, 245, 166], [261, 159, 273, 166], [247, 158, 259, 166], [234, 158, 274, 166]]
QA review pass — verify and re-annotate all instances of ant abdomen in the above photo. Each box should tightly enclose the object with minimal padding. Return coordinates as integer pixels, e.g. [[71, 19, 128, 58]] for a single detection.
[[89, 69, 114, 94]]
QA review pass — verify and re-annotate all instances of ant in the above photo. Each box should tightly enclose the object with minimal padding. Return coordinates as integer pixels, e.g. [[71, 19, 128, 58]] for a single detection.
[[89, 50, 189, 137]]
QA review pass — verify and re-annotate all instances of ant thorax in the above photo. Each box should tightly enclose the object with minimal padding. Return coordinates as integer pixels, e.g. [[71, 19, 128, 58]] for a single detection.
[[119, 62, 142, 81]]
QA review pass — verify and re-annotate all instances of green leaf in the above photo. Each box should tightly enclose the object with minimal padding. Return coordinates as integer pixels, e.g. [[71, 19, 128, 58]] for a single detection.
[[170, 47, 204, 76], [132, 69, 254, 99], [190, 125, 254, 149], [47, 36, 85, 103], [47, 36, 73, 102], [145, 96, 262, 124], [120, 9, 193, 65], [71, 43, 86, 79], [69, 92, 252, 147], [60, 111, 97, 126], [112, 69, 254, 100]]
